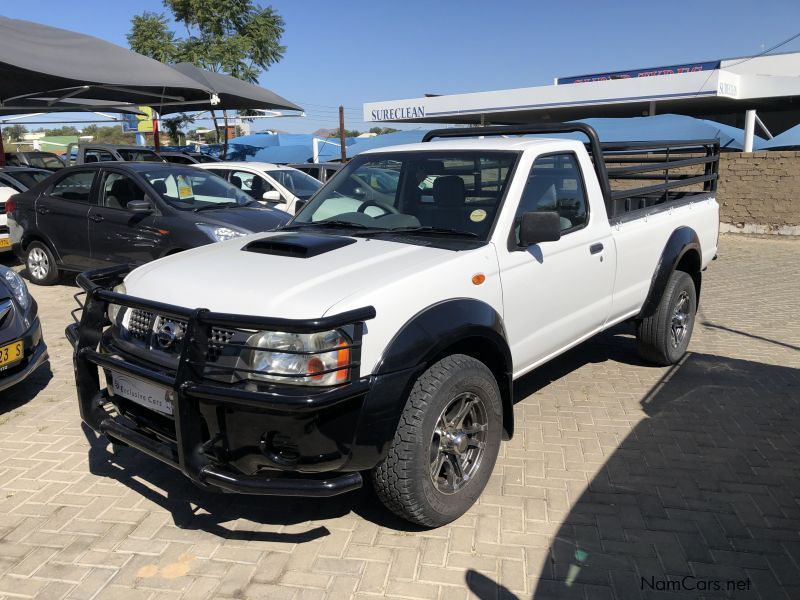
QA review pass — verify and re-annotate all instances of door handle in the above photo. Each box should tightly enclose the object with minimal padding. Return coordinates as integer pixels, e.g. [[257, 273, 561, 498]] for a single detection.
[[89, 214, 104, 223], [36, 207, 49, 215], [589, 243, 604, 255]]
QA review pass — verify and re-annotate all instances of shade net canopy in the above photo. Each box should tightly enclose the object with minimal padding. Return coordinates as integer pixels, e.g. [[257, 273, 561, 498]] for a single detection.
[[0, 16, 212, 109], [0, 98, 145, 117], [164, 63, 302, 114]]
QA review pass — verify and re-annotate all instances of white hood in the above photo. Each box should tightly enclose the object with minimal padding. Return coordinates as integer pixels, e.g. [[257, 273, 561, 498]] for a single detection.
[[125, 232, 470, 318]]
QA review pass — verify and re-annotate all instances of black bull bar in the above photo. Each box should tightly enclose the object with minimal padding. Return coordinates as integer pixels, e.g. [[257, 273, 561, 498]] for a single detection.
[[66, 264, 376, 497]]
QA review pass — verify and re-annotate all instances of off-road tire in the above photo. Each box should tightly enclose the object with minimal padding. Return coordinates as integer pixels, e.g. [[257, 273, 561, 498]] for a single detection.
[[25, 241, 60, 286], [372, 354, 503, 527], [637, 270, 697, 366]]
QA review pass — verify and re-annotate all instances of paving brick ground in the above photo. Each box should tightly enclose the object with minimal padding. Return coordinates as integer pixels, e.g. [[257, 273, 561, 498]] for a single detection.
[[1, 234, 798, 600]]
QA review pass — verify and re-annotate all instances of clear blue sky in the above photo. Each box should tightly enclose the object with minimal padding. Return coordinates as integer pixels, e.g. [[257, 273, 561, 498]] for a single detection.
[[4, 0, 800, 134]]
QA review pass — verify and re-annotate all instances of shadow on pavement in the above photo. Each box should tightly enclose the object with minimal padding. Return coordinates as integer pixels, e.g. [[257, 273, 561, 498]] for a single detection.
[[469, 352, 800, 599], [1, 361, 53, 414], [81, 422, 423, 543]]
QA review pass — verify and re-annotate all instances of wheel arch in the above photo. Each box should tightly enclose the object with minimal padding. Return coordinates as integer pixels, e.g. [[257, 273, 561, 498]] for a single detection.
[[374, 298, 515, 440], [638, 227, 701, 319], [21, 232, 62, 264]]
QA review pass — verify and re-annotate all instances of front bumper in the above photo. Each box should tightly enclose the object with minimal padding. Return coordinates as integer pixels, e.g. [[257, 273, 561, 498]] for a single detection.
[[68, 265, 377, 497], [1, 317, 48, 392]]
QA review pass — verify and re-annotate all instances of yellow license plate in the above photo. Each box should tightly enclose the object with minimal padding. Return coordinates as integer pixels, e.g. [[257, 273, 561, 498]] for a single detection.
[[0, 340, 23, 368], [0, 238, 11, 249]]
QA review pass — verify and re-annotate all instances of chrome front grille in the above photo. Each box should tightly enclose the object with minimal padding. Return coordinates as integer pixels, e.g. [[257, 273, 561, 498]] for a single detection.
[[121, 309, 237, 362], [127, 309, 154, 339]]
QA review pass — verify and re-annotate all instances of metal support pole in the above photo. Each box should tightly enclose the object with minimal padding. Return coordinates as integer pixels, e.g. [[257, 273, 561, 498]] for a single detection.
[[0, 126, 5, 167], [339, 106, 346, 162], [312, 138, 320, 164], [152, 114, 161, 151], [743, 109, 756, 153]]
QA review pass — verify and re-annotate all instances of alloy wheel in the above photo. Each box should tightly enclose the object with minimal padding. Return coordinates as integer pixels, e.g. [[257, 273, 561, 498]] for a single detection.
[[28, 247, 50, 281], [429, 391, 488, 494]]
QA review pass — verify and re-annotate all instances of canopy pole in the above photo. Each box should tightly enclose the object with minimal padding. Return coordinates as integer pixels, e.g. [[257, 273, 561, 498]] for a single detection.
[[339, 105, 346, 162], [152, 114, 161, 150], [0, 126, 5, 166], [743, 109, 756, 152]]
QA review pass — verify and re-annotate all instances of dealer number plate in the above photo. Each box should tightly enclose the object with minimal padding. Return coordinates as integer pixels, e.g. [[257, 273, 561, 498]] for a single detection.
[[0, 238, 11, 249], [110, 372, 174, 416], [0, 340, 23, 370]]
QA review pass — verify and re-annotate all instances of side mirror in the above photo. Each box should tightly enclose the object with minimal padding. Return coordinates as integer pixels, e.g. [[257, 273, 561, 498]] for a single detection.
[[518, 211, 561, 246], [352, 186, 366, 198], [126, 199, 153, 213], [262, 190, 284, 203]]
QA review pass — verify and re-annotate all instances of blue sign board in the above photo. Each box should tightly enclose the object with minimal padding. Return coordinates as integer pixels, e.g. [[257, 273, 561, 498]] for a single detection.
[[557, 61, 720, 85]]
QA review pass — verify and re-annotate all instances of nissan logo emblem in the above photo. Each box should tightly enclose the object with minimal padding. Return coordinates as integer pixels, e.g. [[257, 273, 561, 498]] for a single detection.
[[156, 321, 180, 349]]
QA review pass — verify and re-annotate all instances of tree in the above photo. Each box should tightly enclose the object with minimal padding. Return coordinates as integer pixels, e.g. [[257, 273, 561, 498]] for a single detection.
[[126, 12, 176, 63], [2, 124, 28, 142], [326, 128, 362, 138], [81, 125, 135, 145], [44, 125, 80, 136], [369, 127, 400, 135], [127, 1, 287, 154]]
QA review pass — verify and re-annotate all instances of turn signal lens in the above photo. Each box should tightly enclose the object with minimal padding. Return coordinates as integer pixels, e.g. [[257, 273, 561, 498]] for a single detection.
[[472, 273, 486, 285]]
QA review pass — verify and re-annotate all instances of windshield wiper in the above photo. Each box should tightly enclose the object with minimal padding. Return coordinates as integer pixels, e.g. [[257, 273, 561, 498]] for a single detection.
[[192, 202, 241, 212], [284, 220, 375, 230], [380, 226, 479, 238]]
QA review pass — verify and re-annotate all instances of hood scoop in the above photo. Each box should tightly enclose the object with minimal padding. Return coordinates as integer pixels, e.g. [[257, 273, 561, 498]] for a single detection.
[[242, 232, 357, 258]]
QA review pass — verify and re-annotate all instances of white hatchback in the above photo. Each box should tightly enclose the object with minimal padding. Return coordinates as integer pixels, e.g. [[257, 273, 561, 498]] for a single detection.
[[194, 161, 322, 215]]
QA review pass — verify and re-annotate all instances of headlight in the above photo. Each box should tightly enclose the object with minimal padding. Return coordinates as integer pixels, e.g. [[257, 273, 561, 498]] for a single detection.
[[107, 282, 126, 324], [196, 223, 248, 242], [3, 269, 30, 310], [246, 329, 351, 386]]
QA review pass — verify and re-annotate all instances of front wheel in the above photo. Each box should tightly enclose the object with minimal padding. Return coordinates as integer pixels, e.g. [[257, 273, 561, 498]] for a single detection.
[[637, 270, 697, 365], [372, 354, 503, 527], [26, 241, 60, 286]]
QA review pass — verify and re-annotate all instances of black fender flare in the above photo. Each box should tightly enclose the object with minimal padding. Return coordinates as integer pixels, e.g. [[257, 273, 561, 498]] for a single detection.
[[638, 226, 701, 319], [345, 299, 515, 471]]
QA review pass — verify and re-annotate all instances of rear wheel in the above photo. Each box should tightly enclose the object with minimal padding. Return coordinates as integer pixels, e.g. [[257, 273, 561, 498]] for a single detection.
[[637, 270, 697, 365], [372, 354, 503, 527], [26, 241, 59, 286]]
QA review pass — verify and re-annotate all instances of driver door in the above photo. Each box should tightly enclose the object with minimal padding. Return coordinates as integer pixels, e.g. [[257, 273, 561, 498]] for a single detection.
[[88, 170, 164, 266]]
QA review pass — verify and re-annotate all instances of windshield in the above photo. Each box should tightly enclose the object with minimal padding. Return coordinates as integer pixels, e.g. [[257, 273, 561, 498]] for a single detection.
[[27, 154, 64, 169], [266, 168, 322, 199], [141, 167, 254, 210], [291, 151, 519, 240], [7, 170, 50, 190], [118, 149, 164, 162]]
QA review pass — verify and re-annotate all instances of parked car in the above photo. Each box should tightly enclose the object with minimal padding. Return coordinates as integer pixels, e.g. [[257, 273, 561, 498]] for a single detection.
[[4, 151, 65, 171], [287, 162, 343, 184], [194, 161, 322, 214], [66, 144, 165, 166], [0, 264, 47, 393], [157, 151, 222, 165], [8, 162, 291, 285], [0, 167, 52, 253], [67, 124, 720, 527]]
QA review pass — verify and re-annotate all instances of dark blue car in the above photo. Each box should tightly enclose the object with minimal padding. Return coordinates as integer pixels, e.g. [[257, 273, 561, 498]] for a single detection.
[[7, 163, 291, 285]]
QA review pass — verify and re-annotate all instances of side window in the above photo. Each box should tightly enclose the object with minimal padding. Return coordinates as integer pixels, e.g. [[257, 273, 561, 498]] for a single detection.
[[49, 171, 97, 203], [84, 149, 115, 163], [515, 153, 589, 240], [101, 173, 146, 210], [230, 171, 273, 199]]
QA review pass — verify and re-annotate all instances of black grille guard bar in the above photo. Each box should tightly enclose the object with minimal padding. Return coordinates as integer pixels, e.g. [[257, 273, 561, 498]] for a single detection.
[[67, 264, 375, 497]]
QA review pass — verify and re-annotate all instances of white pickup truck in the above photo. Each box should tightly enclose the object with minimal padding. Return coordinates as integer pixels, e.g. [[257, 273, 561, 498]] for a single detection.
[[68, 124, 720, 527]]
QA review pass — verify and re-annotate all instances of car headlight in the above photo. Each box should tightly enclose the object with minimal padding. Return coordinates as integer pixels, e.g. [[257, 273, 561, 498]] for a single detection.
[[3, 269, 30, 310], [107, 282, 126, 324], [246, 329, 351, 386], [196, 223, 249, 242]]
